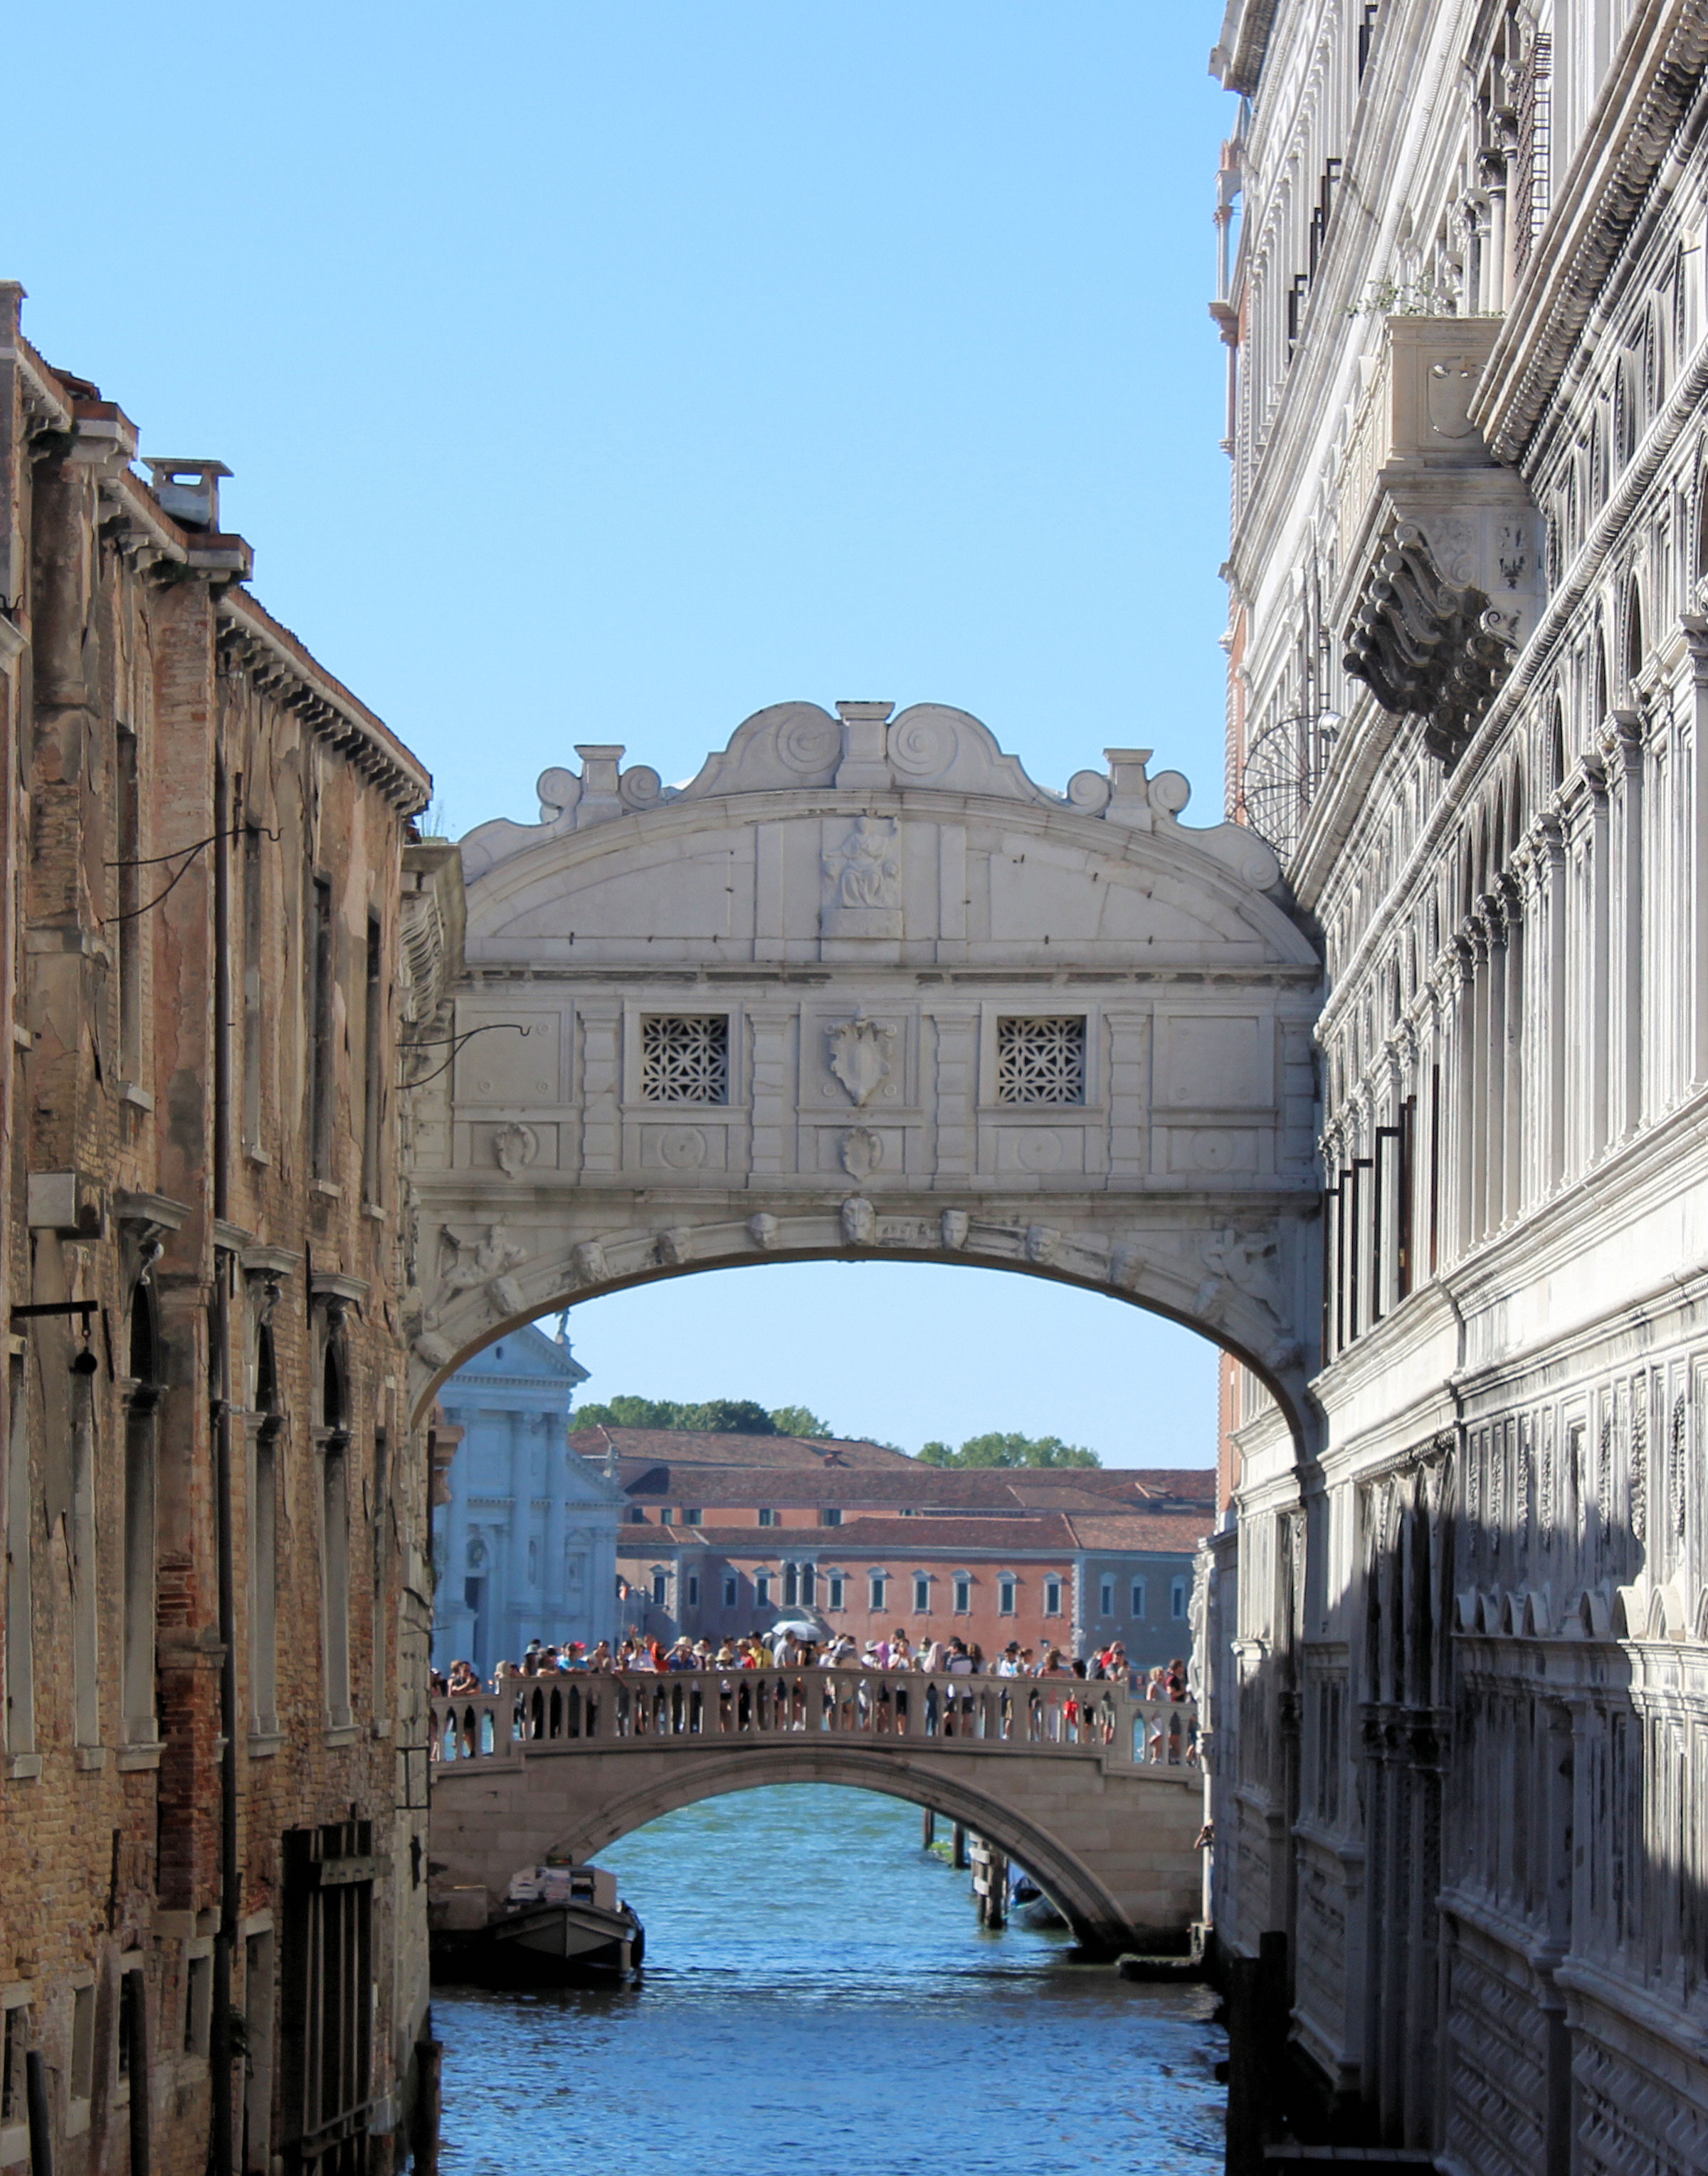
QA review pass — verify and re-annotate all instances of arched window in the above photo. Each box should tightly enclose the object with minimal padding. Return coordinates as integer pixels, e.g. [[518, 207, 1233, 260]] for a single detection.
[[317, 1318, 353, 1729], [1694, 468, 1708, 582], [1548, 701, 1566, 791], [322, 1340, 347, 1435], [251, 1322, 283, 1737], [1593, 626, 1610, 720], [1615, 352, 1638, 469], [122, 1283, 164, 1748], [1624, 579, 1645, 690]]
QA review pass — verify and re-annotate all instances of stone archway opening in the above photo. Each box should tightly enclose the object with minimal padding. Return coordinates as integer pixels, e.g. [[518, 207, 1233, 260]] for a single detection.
[[551, 1764, 1122, 1949], [408, 1244, 1305, 1444], [401, 700, 1324, 1463]]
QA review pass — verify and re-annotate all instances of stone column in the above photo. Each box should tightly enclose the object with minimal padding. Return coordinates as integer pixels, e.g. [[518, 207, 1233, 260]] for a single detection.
[[505, 1404, 532, 1661], [1680, 616, 1708, 1088], [542, 1417, 568, 1639], [1601, 712, 1644, 1142]]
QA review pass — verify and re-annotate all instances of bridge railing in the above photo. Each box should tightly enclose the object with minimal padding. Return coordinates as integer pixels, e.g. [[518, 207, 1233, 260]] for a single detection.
[[430, 1671, 1196, 1772]]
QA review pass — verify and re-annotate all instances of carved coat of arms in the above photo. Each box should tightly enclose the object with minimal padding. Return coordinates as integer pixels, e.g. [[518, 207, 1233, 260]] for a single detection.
[[827, 1014, 895, 1105]]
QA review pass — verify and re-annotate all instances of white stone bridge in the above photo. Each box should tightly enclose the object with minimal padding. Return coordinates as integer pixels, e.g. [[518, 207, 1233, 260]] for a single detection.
[[399, 700, 1325, 1438], [428, 1669, 1204, 1955]]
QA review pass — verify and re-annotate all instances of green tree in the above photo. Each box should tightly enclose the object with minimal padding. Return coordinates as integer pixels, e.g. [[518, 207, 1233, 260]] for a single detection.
[[680, 1398, 777, 1434], [914, 1431, 1100, 1469], [569, 1394, 785, 1435], [768, 1404, 831, 1438], [571, 1394, 690, 1430]]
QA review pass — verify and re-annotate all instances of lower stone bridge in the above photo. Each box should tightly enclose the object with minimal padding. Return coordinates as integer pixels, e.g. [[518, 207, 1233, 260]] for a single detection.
[[428, 1670, 1205, 1954]]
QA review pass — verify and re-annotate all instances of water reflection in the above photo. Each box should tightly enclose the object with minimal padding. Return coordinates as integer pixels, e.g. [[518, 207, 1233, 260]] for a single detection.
[[437, 1783, 1225, 2175]]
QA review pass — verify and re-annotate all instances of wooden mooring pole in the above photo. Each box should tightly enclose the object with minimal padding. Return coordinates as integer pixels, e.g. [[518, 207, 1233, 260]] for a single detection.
[[969, 1835, 1008, 1928]]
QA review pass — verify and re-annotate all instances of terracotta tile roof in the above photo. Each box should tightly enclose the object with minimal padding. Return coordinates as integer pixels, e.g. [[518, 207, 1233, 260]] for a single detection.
[[611, 1459, 1216, 1515], [1060, 1512, 1209, 1552], [571, 1426, 914, 1471]]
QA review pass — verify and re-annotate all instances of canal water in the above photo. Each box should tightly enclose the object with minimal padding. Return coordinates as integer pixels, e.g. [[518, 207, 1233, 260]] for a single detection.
[[436, 1782, 1226, 2175]]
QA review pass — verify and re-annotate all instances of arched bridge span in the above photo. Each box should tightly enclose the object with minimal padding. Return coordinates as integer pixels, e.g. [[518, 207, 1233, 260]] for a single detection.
[[399, 700, 1324, 1436], [427, 1672, 1203, 1954]]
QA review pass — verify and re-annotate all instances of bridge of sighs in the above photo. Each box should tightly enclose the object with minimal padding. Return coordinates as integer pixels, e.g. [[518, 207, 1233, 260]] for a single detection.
[[399, 698, 1324, 1431]]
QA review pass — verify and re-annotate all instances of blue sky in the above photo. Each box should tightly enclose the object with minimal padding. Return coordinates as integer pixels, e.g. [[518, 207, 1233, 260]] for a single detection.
[[6, 2, 1233, 1463]]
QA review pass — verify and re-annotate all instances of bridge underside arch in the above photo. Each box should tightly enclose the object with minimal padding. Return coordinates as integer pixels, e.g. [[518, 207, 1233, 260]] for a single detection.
[[433, 1742, 1203, 1953], [412, 1229, 1316, 1451]]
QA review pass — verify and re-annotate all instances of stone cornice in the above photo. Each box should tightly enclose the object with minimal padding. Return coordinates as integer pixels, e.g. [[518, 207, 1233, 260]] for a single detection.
[[1211, 0, 1281, 98], [1295, 320, 1708, 1005], [218, 592, 431, 813], [1471, 0, 1708, 463]]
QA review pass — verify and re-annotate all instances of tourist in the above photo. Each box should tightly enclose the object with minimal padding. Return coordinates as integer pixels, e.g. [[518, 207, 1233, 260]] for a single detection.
[[967, 1643, 986, 1673], [587, 1641, 613, 1672], [447, 1659, 479, 1696], [774, 1629, 799, 1667], [666, 1638, 697, 1671], [890, 1631, 914, 1672], [996, 1642, 1023, 1678]]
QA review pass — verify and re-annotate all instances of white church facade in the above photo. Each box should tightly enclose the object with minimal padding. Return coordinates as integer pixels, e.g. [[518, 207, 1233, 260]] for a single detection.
[[431, 1323, 626, 1675]]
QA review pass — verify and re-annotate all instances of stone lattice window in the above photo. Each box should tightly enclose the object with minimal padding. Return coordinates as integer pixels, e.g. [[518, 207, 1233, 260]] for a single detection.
[[996, 1015, 1085, 1104], [640, 1014, 729, 1103]]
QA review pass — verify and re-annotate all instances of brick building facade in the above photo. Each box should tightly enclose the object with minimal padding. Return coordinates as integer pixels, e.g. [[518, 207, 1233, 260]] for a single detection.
[[0, 289, 434, 2175], [589, 1426, 1210, 1668]]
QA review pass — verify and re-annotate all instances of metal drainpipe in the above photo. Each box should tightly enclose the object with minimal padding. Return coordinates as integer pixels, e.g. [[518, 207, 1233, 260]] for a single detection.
[[209, 760, 239, 2176]]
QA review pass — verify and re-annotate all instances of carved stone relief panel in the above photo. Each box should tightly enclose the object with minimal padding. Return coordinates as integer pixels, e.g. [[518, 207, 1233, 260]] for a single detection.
[[812, 1008, 911, 1109], [633, 1123, 730, 1174], [811, 1125, 907, 1179], [984, 1125, 1091, 1178], [821, 814, 902, 939]]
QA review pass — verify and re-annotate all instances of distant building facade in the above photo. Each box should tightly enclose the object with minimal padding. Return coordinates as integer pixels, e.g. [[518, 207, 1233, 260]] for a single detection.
[[1206, 5, 1708, 2169], [0, 292, 434, 2175], [431, 1325, 624, 1674], [589, 1426, 1209, 1665]]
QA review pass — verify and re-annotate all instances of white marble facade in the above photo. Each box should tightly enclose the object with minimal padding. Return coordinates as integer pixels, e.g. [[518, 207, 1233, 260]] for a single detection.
[[431, 1323, 625, 1675], [1208, 4, 1708, 2167]]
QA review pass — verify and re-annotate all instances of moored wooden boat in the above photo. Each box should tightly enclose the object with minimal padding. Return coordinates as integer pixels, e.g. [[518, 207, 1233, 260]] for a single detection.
[[430, 1864, 644, 1987]]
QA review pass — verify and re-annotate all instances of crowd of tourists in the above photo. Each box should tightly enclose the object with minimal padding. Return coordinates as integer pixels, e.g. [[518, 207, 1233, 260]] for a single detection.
[[433, 1634, 1189, 1698]]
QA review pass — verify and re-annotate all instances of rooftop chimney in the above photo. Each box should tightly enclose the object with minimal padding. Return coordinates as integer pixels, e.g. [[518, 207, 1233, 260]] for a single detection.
[[144, 458, 231, 532]]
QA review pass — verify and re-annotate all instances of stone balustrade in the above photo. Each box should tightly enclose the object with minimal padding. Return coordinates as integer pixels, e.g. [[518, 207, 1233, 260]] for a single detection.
[[430, 1671, 1196, 1771]]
